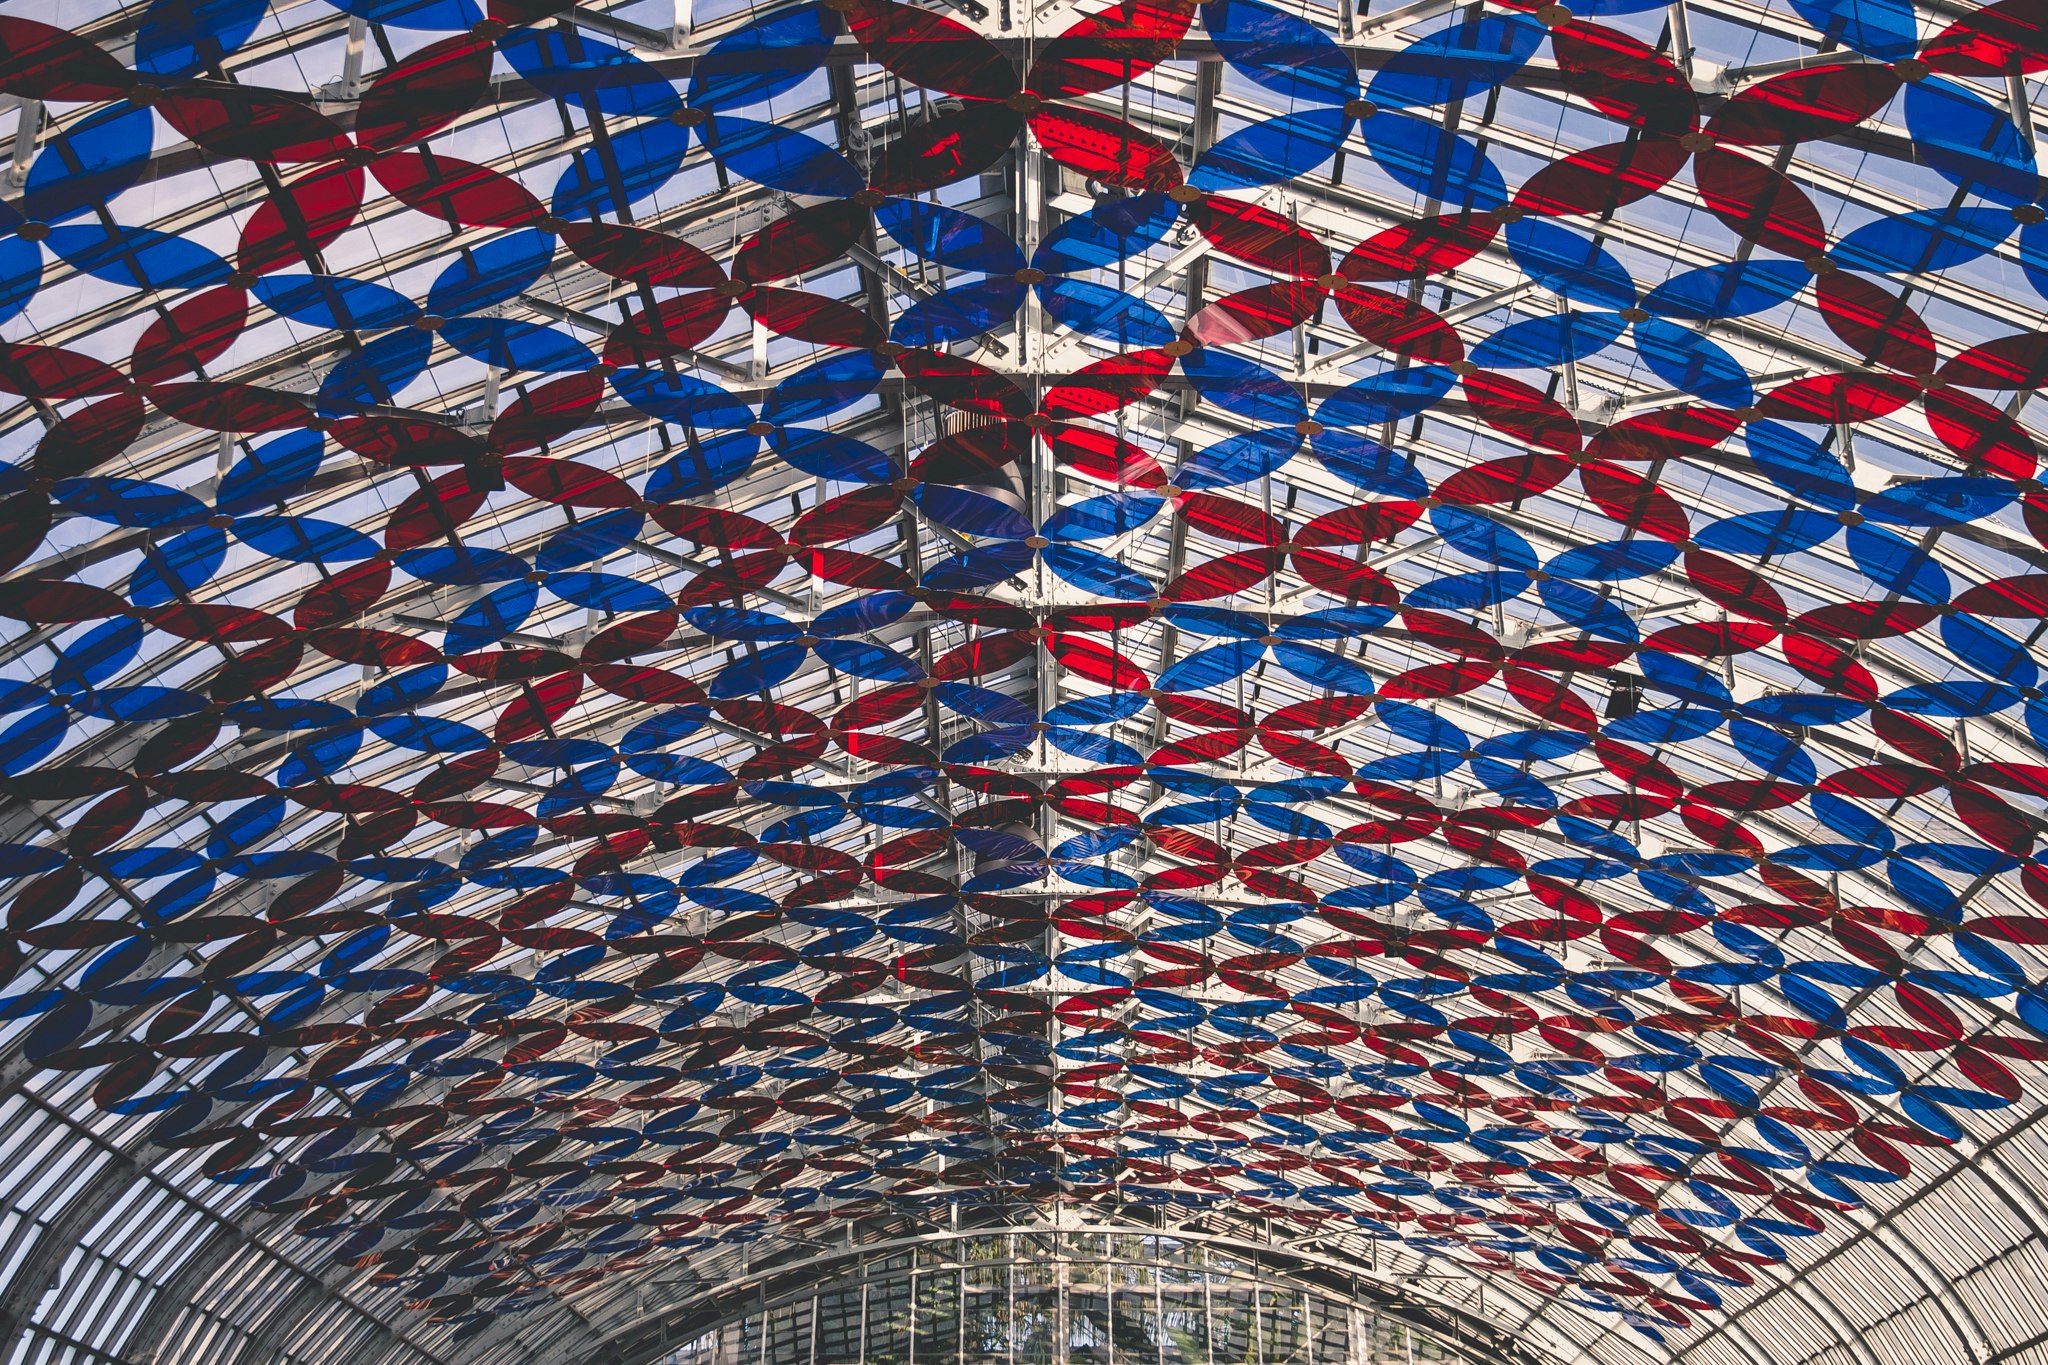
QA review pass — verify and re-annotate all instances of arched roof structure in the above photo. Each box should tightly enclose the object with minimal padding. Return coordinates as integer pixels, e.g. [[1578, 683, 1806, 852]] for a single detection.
[[3, 0, 2048, 1362]]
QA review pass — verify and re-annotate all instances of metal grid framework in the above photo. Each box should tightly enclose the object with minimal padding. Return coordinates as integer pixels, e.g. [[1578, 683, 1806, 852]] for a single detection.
[[5, 0, 2048, 1363]]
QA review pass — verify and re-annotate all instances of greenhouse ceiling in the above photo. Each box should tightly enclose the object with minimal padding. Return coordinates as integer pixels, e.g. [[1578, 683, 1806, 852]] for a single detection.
[[2, 0, 2048, 1362]]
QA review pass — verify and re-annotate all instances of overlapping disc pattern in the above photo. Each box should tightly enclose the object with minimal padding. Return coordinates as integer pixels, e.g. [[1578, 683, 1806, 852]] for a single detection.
[[4, 0, 2048, 1352]]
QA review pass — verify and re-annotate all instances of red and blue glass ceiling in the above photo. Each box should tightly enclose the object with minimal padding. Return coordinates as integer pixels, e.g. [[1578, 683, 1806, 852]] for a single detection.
[[1, 0, 2048, 1355]]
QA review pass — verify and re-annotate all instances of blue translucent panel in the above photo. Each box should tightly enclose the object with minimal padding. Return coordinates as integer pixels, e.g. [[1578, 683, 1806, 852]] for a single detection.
[[688, 5, 834, 112], [546, 572, 672, 613], [1175, 429, 1301, 489], [1037, 278, 1176, 347], [1634, 317, 1754, 408], [444, 579, 539, 654], [1033, 193, 1180, 274], [536, 508, 645, 571], [551, 120, 692, 222], [1545, 539, 1678, 581], [1431, 504, 1538, 570], [1538, 579, 1639, 641], [762, 350, 887, 427], [328, 0, 480, 28], [319, 330, 433, 413], [256, 272, 417, 329], [1644, 260, 1809, 320], [1368, 14, 1546, 111], [1789, 0, 1919, 59], [440, 317, 595, 373], [55, 478, 207, 528], [922, 539, 1034, 589], [53, 618, 143, 694], [1043, 491, 1166, 541], [613, 368, 756, 429], [1942, 612, 2038, 687], [1847, 524, 1950, 602], [500, 30, 683, 119], [711, 641, 810, 698], [1746, 420, 1855, 510], [1316, 366, 1456, 428], [875, 200, 1023, 274], [46, 223, 231, 293], [771, 427, 893, 482], [1201, 0, 1356, 105], [1505, 217, 1637, 308], [1359, 112, 1507, 212], [1833, 207, 2013, 275], [1860, 476, 2016, 527], [1157, 640, 1265, 692], [1272, 642, 1378, 693], [1909, 78, 2037, 205], [233, 515, 381, 563], [1405, 569, 1528, 609], [135, 0, 267, 77], [427, 230, 554, 318], [216, 431, 323, 514], [1191, 108, 1350, 192], [701, 118, 863, 197], [0, 706, 67, 775], [23, 104, 155, 225], [1471, 311, 1625, 369], [891, 278, 1026, 346], [397, 544, 526, 585], [1041, 542, 1156, 598], [0, 237, 41, 328], [813, 638, 922, 682], [1182, 347, 1306, 426], [1308, 428, 1428, 495], [644, 432, 758, 501], [130, 527, 226, 606]]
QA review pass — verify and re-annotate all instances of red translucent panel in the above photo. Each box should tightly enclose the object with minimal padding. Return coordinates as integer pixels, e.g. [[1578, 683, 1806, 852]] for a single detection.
[[132, 287, 247, 386], [1046, 632, 1149, 689], [913, 424, 1029, 481], [1757, 371, 1915, 424], [587, 663, 707, 707], [1042, 423, 1165, 487], [1815, 273, 1934, 373], [308, 626, 438, 668], [1332, 285, 1463, 362], [932, 630, 1034, 679], [562, 223, 723, 290], [800, 547, 913, 590], [1288, 551, 1401, 603], [734, 201, 869, 284], [1550, 21, 1697, 136], [1029, 107, 1181, 192], [1460, 370, 1581, 453], [1941, 331, 2048, 390], [494, 673, 581, 744], [1642, 618, 1776, 657], [1924, 0, 2048, 74], [32, 394, 144, 477], [157, 85, 350, 163], [791, 486, 903, 547], [745, 287, 883, 348], [1179, 492, 1285, 545], [1261, 694, 1373, 731], [488, 371, 605, 456], [1685, 549, 1789, 624], [1795, 600, 1940, 640], [1435, 453, 1571, 506], [503, 456, 639, 507], [372, 151, 546, 228], [1587, 406, 1740, 463], [384, 468, 489, 550], [295, 560, 391, 629], [0, 18, 133, 101], [834, 682, 923, 731], [1873, 707, 1962, 770], [0, 343, 126, 399], [153, 602, 292, 643], [333, 415, 482, 466], [1041, 349, 1174, 421], [650, 505, 785, 552], [1028, 0, 1193, 98], [1503, 667, 1598, 731], [873, 105, 1024, 194], [1925, 389, 2040, 477], [715, 697, 824, 737], [1782, 631, 1880, 699], [238, 164, 364, 277], [1160, 547, 1285, 600], [1579, 462, 1689, 541], [1692, 148, 1827, 258], [1297, 500, 1423, 546], [1187, 283, 1320, 346], [357, 36, 494, 151], [845, 0, 1018, 99], [1380, 657, 1497, 700], [1708, 64, 1902, 146], [580, 612, 678, 662], [1955, 573, 2048, 616], [897, 349, 1033, 416], [1192, 197, 1330, 279], [0, 579, 127, 624], [150, 382, 312, 432], [604, 292, 734, 365], [1340, 216, 1496, 282], [1511, 135, 1688, 217]]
